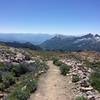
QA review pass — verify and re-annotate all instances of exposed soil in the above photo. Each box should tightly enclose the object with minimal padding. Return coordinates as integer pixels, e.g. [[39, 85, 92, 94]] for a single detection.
[[29, 61, 75, 100]]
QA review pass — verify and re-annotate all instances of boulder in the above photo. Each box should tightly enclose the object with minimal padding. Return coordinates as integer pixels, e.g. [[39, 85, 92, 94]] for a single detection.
[[80, 80, 89, 87], [0, 93, 4, 98]]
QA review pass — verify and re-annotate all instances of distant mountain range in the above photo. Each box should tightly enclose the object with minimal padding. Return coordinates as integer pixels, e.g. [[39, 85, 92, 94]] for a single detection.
[[40, 33, 100, 52], [0, 33, 53, 44], [0, 33, 100, 52], [0, 41, 42, 50]]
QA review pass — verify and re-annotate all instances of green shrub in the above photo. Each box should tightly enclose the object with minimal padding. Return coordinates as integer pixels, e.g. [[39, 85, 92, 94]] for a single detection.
[[9, 88, 30, 100], [11, 64, 28, 77], [0, 83, 5, 91], [55, 61, 63, 66], [52, 57, 63, 66], [72, 75, 80, 83], [60, 64, 70, 76], [26, 79, 37, 93], [0, 72, 2, 82], [85, 61, 100, 71], [0, 63, 5, 69], [2, 73, 15, 88], [8, 79, 37, 100], [90, 72, 100, 92], [53, 57, 59, 64], [75, 96, 87, 100], [16, 90, 30, 100]]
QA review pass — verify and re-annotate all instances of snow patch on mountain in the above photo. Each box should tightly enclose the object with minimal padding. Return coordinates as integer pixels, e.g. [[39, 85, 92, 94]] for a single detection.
[[74, 38, 91, 43]]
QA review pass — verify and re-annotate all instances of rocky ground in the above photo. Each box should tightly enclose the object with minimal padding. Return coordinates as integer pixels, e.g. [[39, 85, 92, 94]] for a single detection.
[[0, 46, 45, 100], [0, 46, 31, 63], [0, 45, 100, 100], [62, 59, 100, 100]]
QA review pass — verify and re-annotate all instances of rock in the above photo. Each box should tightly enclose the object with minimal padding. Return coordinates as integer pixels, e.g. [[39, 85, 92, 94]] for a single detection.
[[72, 72, 77, 75], [86, 91, 94, 96], [80, 80, 90, 87], [88, 68, 92, 73], [22, 85, 27, 91], [38, 71, 44, 75], [87, 95, 95, 100], [0, 93, 4, 98], [80, 87, 94, 92]]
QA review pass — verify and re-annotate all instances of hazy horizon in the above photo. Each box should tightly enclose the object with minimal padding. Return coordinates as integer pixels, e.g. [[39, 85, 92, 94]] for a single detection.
[[0, 0, 100, 35], [0, 33, 99, 36]]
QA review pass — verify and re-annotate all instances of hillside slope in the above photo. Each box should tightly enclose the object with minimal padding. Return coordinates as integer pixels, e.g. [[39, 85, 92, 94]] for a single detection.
[[0, 33, 53, 44], [0, 41, 42, 50]]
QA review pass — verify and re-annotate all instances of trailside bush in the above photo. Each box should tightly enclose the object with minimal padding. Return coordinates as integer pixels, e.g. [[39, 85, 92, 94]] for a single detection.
[[53, 58, 70, 76], [8, 79, 37, 100], [0, 62, 5, 70], [0, 72, 2, 82], [2, 73, 15, 89], [53, 57, 59, 64], [72, 75, 80, 83], [90, 72, 100, 92], [26, 79, 37, 93], [75, 96, 87, 100], [9, 88, 30, 100], [55, 60, 63, 66], [52, 57, 63, 66], [16, 90, 30, 100], [60, 64, 70, 76], [11, 64, 28, 77], [0, 83, 5, 91]]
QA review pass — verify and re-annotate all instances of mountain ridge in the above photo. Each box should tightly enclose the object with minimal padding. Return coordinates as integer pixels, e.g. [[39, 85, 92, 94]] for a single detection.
[[0, 33, 53, 44], [40, 33, 100, 51]]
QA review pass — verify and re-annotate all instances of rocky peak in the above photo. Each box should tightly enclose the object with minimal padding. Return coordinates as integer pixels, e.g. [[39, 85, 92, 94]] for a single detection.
[[82, 33, 94, 39], [95, 34, 100, 37]]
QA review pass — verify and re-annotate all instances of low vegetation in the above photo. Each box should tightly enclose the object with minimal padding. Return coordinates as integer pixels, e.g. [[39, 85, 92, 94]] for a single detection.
[[8, 77, 37, 100], [75, 96, 87, 100], [0, 54, 48, 99], [60, 64, 70, 75], [72, 74, 80, 83], [53, 57, 63, 66], [53, 57, 70, 76], [85, 61, 100, 92], [90, 72, 100, 92]]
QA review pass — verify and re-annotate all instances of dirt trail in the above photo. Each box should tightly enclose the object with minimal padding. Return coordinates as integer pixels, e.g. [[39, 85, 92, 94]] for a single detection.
[[29, 61, 75, 100]]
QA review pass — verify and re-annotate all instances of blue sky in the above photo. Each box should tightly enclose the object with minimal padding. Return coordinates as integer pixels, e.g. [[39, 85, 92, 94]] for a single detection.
[[0, 0, 100, 35]]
